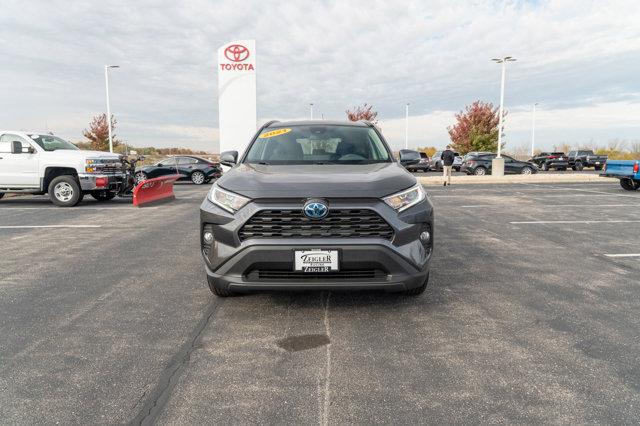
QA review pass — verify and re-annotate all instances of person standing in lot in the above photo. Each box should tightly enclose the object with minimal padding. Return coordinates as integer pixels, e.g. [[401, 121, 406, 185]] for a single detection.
[[442, 145, 455, 186]]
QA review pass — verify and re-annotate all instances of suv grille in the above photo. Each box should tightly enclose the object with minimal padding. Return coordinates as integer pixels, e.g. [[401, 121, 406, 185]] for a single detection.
[[239, 209, 394, 241]]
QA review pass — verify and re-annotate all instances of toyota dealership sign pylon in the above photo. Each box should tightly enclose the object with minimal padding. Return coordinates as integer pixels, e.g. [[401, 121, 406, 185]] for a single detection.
[[217, 40, 257, 156]]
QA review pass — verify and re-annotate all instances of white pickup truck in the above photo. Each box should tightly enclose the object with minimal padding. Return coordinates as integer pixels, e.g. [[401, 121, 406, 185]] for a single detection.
[[0, 131, 126, 206]]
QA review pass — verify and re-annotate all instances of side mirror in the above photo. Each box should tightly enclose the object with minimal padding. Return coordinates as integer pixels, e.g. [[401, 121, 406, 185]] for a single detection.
[[399, 149, 420, 166], [11, 141, 23, 154], [220, 150, 238, 167]]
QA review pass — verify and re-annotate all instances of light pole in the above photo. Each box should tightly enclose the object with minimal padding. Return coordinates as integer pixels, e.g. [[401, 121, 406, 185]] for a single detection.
[[309, 103, 314, 120], [105, 65, 119, 153], [531, 102, 538, 157], [492, 56, 516, 158], [404, 103, 410, 150], [491, 56, 516, 176]]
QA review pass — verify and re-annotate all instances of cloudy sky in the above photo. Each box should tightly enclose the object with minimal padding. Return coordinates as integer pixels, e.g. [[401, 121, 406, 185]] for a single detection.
[[1, 0, 639, 153]]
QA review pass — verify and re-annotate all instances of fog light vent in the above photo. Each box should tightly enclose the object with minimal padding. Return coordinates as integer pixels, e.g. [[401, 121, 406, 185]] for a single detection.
[[202, 224, 214, 256]]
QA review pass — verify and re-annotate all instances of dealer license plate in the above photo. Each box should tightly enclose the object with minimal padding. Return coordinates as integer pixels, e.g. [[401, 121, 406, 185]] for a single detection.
[[294, 250, 339, 272]]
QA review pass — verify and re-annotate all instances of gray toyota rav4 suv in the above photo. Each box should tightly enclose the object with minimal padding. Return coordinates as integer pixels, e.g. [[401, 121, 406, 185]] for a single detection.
[[200, 120, 433, 296]]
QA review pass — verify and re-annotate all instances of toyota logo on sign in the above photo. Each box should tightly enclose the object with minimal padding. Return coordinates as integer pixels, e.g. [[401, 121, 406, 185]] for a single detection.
[[224, 44, 250, 62]]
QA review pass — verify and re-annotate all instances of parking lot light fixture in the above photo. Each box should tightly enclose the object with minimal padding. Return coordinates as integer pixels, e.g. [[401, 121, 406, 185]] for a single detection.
[[105, 65, 120, 153]]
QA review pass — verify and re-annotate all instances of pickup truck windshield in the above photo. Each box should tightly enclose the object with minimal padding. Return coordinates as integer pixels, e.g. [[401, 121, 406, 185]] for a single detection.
[[244, 125, 391, 165], [29, 135, 79, 151]]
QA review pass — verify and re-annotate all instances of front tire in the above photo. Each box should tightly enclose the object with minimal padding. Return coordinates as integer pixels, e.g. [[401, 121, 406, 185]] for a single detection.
[[542, 163, 549, 171], [91, 190, 116, 201], [474, 167, 487, 176], [620, 178, 640, 191], [594, 165, 603, 171], [575, 161, 583, 171], [404, 273, 429, 296], [207, 275, 236, 297], [521, 166, 533, 175], [49, 176, 83, 207], [0, 193, 4, 200], [191, 171, 206, 185]]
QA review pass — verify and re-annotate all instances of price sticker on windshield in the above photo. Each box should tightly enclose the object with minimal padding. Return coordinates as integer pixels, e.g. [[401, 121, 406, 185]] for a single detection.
[[259, 128, 292, 139]]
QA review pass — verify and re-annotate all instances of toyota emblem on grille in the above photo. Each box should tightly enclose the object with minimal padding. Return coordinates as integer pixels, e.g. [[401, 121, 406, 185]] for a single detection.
[[303, 200, 328, 219]]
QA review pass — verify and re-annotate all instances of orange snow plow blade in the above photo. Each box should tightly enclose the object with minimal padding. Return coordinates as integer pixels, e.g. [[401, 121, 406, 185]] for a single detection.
[[133, 174, 182, 207]]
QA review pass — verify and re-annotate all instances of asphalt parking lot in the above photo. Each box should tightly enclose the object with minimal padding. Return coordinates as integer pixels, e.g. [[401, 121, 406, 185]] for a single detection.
[[1, 181, 639, 424]]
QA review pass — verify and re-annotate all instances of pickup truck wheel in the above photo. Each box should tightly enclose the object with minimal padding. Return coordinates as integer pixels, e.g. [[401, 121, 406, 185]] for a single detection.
[[575, 161, 583, 171], [207, 275, 236, 297], [49, 176, 83, 207], [474, 167, 487, 176], [191, 171, 206, 185], [404, 273, 429, 296], [620, 178, 640, 191], [91, 190, 116, 201]]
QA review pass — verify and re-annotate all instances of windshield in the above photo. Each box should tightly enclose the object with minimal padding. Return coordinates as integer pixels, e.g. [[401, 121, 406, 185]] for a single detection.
[[244, 125, 391, 165], [29, 134, 79, 151]]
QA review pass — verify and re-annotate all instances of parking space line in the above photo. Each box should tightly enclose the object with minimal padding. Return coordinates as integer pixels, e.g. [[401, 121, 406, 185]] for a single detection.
[[603, 253, 640, 258], [510, 220, 640, 224], [434, 194, 627, 199], [461, 204, 638, 208], [0, 207, 154, 210], [525, 184, 640, 199], [0, 225, 102, 229]]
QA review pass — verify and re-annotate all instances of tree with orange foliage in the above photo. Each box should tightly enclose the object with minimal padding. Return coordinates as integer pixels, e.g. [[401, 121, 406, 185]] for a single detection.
[[447, 101, 503, 155], [346, 103, 378, 124], [82, 114, 120, 151]]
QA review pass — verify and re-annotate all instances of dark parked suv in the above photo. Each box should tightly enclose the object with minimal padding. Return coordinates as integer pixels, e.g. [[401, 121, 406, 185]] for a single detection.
[[460, 153, 538, 175], [200, 121, 434, 296]]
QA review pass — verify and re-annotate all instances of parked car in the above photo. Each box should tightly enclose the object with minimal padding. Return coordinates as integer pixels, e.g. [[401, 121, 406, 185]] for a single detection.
[[200, 120, 433, 296], [135, 155, 221, 185], [460, 153, 538, 175], [567, 150, 607, 171], [600, 160, 640, 190], [404, 151, 431, 172], [0, 130, 126, 206], [529, 152, 568, 171], [431, 150, 463, 172]]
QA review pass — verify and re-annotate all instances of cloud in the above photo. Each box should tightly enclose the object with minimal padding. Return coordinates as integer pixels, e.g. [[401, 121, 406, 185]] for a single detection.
[[0, 0, 639, 152]]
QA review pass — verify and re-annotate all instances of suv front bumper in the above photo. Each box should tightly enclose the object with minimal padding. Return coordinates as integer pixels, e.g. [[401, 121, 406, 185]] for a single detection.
[[78, 173, 126, 192], [200, 197, 433, 292]]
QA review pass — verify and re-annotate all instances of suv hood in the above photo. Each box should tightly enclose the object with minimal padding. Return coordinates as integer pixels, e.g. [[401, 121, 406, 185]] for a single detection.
[[217, 163, 416, 198]]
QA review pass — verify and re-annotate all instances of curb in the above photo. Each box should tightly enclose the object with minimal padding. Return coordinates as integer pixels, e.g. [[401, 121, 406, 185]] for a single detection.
[[416, 174, 617, 185]]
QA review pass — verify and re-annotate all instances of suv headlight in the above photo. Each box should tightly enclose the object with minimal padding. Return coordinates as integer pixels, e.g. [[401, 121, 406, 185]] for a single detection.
[[208, 185, 250, 213], [383, 184, 426, 212]]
